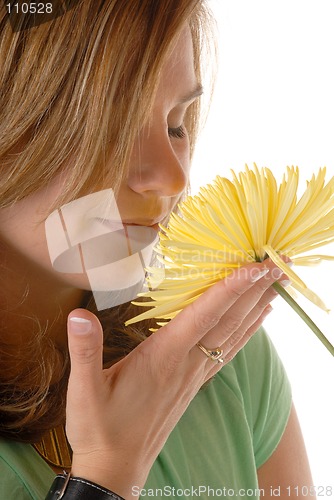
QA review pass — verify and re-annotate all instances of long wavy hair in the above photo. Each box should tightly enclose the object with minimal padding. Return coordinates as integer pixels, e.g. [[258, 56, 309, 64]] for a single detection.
[[0, 0, 215, 442]]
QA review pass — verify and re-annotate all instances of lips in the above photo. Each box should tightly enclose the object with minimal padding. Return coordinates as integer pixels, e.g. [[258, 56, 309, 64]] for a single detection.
[[96, 218, 162, 232], [125, 222, 161, 232], [122, 218, 164, 226]]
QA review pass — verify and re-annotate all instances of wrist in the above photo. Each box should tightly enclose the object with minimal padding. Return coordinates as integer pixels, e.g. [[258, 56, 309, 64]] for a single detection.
[[71, 457, 148, 499], [45, 472, 126, 500]]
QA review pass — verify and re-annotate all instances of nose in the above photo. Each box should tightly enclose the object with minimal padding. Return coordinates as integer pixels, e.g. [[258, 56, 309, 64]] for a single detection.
[[127, 126, 189, 197]]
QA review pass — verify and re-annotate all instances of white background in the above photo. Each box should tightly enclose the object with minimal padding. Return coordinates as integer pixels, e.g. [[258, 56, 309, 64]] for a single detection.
[[191, 0, 334, 491]]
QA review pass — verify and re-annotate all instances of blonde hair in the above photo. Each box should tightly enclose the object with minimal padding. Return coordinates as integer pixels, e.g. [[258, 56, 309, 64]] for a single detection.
[[0, 0, 215, 441]]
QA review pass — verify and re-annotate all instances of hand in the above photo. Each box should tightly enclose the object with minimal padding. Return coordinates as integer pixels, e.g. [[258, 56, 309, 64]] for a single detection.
[[65, 259, 288, 498]]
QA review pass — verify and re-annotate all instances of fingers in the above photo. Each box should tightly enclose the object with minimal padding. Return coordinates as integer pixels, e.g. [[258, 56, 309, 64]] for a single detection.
[[224, 304, 273, 363], [193, 262, 292, 373], [207, 265, 284, 343], [203, 303, 274, 382], [67, 309, 104, 392], [193, 266, 290, 366], [156, 259, 280, 357]]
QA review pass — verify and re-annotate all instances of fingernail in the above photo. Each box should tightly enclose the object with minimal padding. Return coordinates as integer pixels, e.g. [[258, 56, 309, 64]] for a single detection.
[[69, 317, 92, 334], [280, 279, 291, 287], [272, 268, 284, 280], [250, 268, 270, 283], [263, 304, 273, 316]]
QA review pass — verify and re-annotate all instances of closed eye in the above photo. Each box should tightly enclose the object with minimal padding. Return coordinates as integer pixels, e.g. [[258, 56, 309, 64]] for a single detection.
[[168, 125, 187, 139]]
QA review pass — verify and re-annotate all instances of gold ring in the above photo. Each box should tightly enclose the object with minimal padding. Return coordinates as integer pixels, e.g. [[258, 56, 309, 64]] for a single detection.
[[196, 342, 224, 364]]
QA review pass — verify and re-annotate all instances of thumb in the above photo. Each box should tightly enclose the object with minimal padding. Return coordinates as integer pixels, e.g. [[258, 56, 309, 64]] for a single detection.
[[67, 309, 104, 389]]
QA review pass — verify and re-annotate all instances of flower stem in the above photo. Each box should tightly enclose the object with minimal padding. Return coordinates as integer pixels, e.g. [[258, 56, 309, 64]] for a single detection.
[[272, 282, 334, 357]]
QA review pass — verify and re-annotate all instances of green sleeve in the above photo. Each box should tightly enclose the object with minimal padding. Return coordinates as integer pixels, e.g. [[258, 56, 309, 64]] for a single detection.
[[0, 440, 55, 500], [0, 459, 34, 499], [235, 327, 292, 469]]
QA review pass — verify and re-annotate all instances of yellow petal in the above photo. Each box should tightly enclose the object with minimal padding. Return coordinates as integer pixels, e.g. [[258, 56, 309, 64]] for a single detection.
[[262, 244, 307, 288], [291, 282, 330, 312], [292, 254, 334, 266]]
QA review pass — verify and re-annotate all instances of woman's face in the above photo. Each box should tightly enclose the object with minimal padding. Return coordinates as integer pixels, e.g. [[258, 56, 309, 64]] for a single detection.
[[0, 28, 201, 304]]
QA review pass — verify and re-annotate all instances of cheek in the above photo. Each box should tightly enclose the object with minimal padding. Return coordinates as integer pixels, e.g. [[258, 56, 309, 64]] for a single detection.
[[0, 190, 61, 276], [0, 209, 52, 268], [0, 173, 66, 257], [0, 172, 76, 270], [0, 205, 92, 291]]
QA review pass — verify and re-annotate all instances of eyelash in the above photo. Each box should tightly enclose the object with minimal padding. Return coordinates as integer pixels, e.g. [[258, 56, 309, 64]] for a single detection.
[[168, 125, 187, 140]]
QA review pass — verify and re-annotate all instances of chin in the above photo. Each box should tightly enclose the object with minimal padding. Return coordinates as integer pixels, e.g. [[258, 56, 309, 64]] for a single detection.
[[57, 267, 146, 311], [57, 272, 92, 291]]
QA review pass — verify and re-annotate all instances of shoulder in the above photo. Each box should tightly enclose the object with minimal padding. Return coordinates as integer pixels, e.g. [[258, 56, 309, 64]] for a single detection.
[[228, 326, 291, 396], [0, 438, 55, 499], [215, 327, 292, 467], [211, 326, 291, 399], [0, 457, 31, 499]]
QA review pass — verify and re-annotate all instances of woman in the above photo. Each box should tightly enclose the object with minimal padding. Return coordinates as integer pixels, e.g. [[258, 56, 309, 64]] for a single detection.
[[0, 1, 313, 498]]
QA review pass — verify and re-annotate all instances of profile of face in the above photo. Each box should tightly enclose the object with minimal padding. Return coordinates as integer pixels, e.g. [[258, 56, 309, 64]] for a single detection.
[[0, 27, 201, 309]]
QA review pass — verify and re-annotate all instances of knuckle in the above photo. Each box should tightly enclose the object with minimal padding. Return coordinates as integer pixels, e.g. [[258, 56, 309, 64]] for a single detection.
[[251, 281, 273, 301], [137, 340, 182, 380], [222, 315, 243, 336], [226, 332, 252, 361], [196, 311, 221, 331], [255, 283, 267, 293], [72, 345, 100, 365], [225, 285, 243, 302], [254, 278, 271, 292], [231, 328, 244, 345], [242, 329, 253, 344], [158, 354, 181, 378], [256, 290, 277, 311]]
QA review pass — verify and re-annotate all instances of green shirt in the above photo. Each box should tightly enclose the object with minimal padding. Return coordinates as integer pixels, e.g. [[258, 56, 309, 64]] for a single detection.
[[0, 328, 291, 499]]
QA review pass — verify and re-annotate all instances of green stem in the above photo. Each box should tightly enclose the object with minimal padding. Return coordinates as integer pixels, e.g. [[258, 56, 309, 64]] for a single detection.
[[272, 282, 334, 357]]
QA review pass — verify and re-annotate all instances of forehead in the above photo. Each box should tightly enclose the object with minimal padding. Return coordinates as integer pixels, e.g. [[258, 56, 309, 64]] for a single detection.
[[155, 27, 198, 104]]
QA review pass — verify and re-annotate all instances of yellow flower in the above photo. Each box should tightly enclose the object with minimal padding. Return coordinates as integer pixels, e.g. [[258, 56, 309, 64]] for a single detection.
[[125, 164, 334, 356]]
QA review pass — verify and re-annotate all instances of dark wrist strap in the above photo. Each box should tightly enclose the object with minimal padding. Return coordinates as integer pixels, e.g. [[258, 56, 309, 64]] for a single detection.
[[45, 472, 125, 500]]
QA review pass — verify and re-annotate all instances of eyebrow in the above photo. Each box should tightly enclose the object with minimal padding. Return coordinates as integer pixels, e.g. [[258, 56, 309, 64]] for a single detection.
[[179, 83, 204, 104]]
